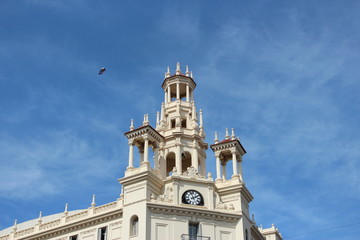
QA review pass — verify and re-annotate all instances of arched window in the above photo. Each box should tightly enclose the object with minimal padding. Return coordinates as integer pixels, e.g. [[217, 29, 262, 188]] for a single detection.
[[130, 215, 138, 236], [166, 152, 176, 176]]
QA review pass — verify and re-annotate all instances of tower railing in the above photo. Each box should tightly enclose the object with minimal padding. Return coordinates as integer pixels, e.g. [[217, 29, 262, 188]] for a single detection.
[[180, 234, 210, 240]]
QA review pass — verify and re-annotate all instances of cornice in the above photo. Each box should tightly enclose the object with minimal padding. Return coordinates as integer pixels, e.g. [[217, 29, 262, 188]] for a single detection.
[[161, 75, 196, 89], [124, 125, 164, 142], [215, 181, 254, 203], [119, 166, 163, 189], [210, 139, 246, 155], [17, 209, 122, 240], [147, 202, 241, 222]]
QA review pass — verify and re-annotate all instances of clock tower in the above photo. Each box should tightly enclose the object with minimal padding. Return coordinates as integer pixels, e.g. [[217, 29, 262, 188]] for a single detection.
[[118, 63, 282, 240]]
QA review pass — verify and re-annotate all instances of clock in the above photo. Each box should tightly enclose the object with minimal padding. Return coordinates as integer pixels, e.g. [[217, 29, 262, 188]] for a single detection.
[[182, 190, 204, 206]]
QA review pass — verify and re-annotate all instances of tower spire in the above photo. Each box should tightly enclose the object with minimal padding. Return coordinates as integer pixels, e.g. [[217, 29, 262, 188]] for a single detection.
[[130, 119, 134, 131], [176, 62, 181, 75], [165, 66, 171, 78], [225, 128, 229, 139], [91, 194, 96, 207], [231, 128, 236, 140], [156, 111, 160, 126]]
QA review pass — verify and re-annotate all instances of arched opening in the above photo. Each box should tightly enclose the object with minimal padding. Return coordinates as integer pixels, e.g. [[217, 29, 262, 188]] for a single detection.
[[130, 215, 139, 237], [166, 152, 176, 176], [170, 84, 177, 101], [179, 83, 187, 101], [182, 151, 192, 173]]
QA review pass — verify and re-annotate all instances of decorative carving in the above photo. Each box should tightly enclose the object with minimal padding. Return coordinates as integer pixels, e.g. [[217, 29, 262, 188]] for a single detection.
[[182, 166, 204, 178], [216, 202, 227, 210], [14, 227, 35, 238], [39, 219, 61, 230], [94, 201, 117, 214], [66, 210, 88, 223], [150, 186, 174, 203], [110, 221, 122, 227], [81, 228, 96, 235]]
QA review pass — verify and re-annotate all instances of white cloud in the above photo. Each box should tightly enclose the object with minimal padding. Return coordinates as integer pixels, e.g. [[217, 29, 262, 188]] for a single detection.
[[0, 130, 122, 200]]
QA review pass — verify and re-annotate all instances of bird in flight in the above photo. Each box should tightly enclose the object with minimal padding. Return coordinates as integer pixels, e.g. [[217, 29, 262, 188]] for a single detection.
[[98, 67, 106, 75]]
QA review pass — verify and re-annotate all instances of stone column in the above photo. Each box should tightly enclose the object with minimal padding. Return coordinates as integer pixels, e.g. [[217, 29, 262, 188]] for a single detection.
[[176, 144, 182, 174], [176, 83, 180, 100], [167, 86, 171, 102], [237, 156, 243, 181], [128, 140, 134, 169], [186, 85, 190, 102], [143, 136, 149, 164], [153, 147, 159, 170], [139, 148, 144, 163], [222, 163, 226, 180], [215, 151, 221, 180], [232, 149, 238, 177], [164, 91, 167, 103]]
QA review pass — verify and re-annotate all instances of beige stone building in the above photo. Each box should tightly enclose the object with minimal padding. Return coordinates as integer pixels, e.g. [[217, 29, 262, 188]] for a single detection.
[[0, 63, 282, 240]]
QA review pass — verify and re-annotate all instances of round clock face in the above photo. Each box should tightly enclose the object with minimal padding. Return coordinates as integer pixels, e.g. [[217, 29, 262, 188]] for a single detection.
[[182, 190, 204, 206]]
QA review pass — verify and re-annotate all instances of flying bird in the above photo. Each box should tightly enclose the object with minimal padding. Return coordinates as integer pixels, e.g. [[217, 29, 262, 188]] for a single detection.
[[98, 67, 106, 75]]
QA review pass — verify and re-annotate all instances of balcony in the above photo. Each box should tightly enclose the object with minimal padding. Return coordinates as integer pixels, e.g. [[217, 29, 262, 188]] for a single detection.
[[181, 234, 210, 240]]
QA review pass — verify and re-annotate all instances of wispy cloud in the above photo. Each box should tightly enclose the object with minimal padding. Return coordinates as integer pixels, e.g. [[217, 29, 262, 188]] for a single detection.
[[0, 129, 123, 200]]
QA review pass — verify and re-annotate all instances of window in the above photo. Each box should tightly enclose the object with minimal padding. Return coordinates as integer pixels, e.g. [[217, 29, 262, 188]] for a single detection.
[[181, 119, 187, 128], [69, 235, 78, 240], [98, 227, 107, 240], [245, 229, 248, 240], [130, 215, 139, 237], [189, 223, 199, 240], [171, 119, 176, 128]]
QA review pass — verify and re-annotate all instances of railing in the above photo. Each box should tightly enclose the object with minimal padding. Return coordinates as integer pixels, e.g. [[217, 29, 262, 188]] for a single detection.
[[181, 234, 210, 240]]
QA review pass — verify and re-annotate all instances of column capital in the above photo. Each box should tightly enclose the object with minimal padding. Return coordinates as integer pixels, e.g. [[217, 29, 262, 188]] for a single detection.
[[215, 151, 221, 157], [128, 139, 134, 145]]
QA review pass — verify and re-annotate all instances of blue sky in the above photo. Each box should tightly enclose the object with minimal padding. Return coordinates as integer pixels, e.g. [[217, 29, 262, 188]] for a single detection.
[[1, 0, 360, 239]]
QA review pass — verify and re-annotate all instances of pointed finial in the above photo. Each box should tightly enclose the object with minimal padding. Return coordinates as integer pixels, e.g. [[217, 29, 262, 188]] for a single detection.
[[252, 214, 255, 222], [192, 101, 197, 121], [130, 119, 134, 131], [13, 219, 17, 231], [231, 128, 235, 140], [156, 111, 160, 126], [186, 65, 190, 77], [165, 66, 171, 78], [64, 203, 68, 213], [91, 194, 96, 207], [38, 211, 42, 223], [176, 62, 181, 75], [199, 109, 203, 127], [190, 71, 193, 78], [143, 114, 149, 126], [237, 136, 240, 140], [214, 132, 219, 144], [225, 128, 229, 139]]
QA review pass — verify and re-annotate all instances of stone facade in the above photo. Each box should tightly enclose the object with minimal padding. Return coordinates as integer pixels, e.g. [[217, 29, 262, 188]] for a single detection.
[[0, 63, 282, 240]]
